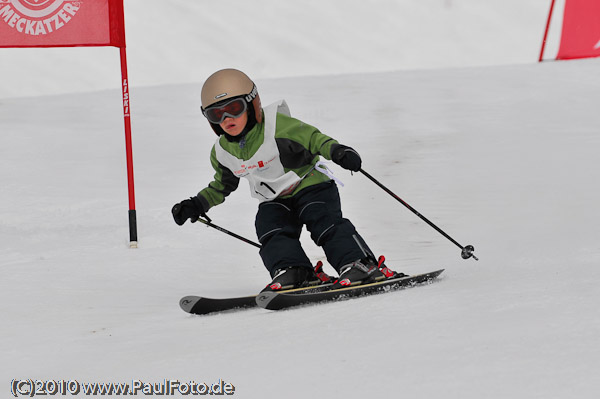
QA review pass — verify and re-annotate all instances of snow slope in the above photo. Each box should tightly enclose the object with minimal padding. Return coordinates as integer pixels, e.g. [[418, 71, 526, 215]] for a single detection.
[[2, 57, 600, 398], [2, 1, 600, 398], [0, 0, 562, 99]]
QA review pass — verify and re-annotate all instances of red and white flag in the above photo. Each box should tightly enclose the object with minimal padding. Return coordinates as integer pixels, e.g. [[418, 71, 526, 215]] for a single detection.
[[557, 0, 600, 60], [0, 0, 125, 48]]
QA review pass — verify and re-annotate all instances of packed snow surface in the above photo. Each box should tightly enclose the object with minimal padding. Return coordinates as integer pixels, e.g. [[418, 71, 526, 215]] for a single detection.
[[1, 0, 563, 99], [1, 1, 599, 398]]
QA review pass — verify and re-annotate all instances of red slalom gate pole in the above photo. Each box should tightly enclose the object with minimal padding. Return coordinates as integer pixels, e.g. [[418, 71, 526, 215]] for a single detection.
[[119, 46, 138, 248], [539, 0, 556, 62]]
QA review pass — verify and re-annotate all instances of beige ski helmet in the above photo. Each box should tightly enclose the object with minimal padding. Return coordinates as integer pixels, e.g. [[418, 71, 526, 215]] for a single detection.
[[201, 69, 262, 135]]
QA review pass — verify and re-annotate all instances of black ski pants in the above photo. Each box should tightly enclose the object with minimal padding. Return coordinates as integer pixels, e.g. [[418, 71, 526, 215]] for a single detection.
[[255, 181, 374, 277]]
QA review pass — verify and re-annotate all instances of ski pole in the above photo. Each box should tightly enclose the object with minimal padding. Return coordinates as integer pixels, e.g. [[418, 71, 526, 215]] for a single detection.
[[193, 215, 262, 249], [359, 169, 478, 261]]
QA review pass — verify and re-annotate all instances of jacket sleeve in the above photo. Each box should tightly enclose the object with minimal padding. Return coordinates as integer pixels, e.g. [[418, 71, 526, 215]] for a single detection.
[[197, 145, 240, 210], [274, 113, 339, 168]]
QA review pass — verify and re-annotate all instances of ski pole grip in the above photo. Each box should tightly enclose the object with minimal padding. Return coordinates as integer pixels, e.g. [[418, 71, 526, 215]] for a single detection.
[[194, 215, 212, 224]]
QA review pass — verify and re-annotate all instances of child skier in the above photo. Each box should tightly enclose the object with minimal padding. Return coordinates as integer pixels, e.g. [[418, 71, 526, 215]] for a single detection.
[[172, 68, 403, 291]]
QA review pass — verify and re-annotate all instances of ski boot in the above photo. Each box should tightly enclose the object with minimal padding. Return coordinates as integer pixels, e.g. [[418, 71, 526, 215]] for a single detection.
[[376, 255, 406, 279], [313, 260, 336, 284], [262, 261, 336, 292], [332, 255, 406, 289], [262, 261, 335, 292]]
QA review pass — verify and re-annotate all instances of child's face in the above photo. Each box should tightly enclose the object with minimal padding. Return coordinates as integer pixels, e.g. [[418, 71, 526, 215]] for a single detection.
[[220, 112, 248, 136]]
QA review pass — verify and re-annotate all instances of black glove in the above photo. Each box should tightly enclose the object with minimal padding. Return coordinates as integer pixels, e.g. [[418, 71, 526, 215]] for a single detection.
[[172, 196, 207, 226], [331, 143, 362, 172]]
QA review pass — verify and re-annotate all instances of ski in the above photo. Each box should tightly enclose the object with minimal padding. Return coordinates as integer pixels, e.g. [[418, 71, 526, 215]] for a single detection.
[[179, 282, 334, 315], [179, 294, 257, 315], [255, 269, 444, 311]]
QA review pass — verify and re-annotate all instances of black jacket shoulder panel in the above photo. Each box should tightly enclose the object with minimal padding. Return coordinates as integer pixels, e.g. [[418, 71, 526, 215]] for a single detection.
[[275, 137, 316, 169]]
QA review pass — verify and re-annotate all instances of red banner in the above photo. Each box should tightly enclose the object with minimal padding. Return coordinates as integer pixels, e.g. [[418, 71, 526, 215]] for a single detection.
[[0, 0, 125, 48], [557, 0, 600, 60]]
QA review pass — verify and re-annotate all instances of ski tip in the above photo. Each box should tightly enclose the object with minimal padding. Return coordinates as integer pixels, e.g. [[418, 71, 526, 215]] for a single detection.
[[426, 269, 445, 279], [255, 291, 278, 309], [179, 296, 201, 313]]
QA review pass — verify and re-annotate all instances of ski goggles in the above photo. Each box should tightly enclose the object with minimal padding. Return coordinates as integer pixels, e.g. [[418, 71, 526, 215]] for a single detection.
[[202, 97, 248, 124]]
